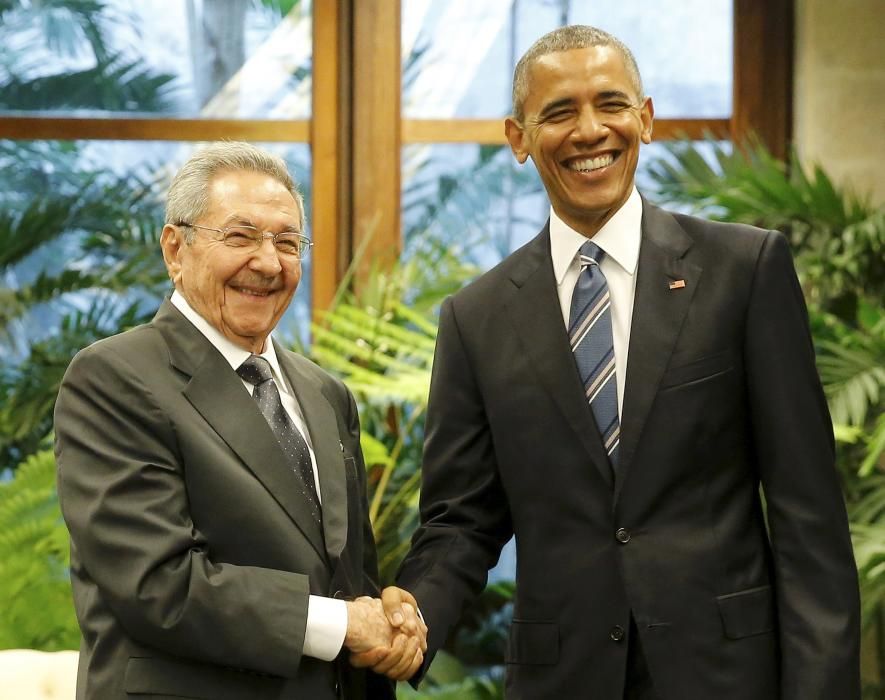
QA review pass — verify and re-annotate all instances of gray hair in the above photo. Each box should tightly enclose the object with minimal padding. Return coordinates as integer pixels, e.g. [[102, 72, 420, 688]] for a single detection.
[[165, 141, 303, 243], [512, 25, 644, 122]]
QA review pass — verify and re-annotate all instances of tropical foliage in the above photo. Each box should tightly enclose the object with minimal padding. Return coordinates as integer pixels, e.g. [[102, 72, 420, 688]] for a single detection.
[[0, 0, 177, 471], [0, 448, 78, 650]]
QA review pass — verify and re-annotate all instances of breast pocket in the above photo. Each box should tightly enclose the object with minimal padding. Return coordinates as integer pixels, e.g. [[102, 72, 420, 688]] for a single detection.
[[659, 351, 734, 391]]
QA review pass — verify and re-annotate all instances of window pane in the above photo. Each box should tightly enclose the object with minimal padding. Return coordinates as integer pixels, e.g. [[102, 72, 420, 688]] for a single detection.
[[402, 143, 547, 270], [403, 0, 731, 119], [0, 1, 312, 119], [0, 139, 311, 365]]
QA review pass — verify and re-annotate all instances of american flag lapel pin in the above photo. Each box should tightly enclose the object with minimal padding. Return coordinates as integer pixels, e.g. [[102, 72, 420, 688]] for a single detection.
[[668, 279, 686, 290]]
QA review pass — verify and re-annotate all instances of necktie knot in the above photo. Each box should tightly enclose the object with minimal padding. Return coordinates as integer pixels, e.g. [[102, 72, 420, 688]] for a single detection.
[[237, 355, 274, 386], [579, 240, 605, 268]]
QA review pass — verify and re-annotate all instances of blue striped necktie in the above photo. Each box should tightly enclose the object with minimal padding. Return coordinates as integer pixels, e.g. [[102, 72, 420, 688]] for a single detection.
[[568, 241, 620, 469]]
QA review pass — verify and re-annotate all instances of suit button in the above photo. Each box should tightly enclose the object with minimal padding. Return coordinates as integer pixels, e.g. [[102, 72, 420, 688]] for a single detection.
[[610, 625, 625, 642], [615, 528, 631, 544]]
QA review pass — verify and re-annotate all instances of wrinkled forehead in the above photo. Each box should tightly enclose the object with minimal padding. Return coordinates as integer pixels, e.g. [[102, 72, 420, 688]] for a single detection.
[[205, 170, 303, 227]]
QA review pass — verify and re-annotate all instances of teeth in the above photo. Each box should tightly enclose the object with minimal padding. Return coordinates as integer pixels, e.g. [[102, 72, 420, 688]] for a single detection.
[[569, 154, 615, 172], [236, 287, 270, 296]]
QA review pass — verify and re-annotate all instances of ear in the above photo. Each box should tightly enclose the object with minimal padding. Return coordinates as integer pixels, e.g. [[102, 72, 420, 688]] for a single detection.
[[160, 224, 184, 286], [504, 117, 530, 164], [639, 97, 654, 144]]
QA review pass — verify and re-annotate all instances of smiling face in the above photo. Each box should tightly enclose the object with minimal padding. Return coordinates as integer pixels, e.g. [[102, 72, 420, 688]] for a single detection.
[[160, 169, 303, 353], [505, 45, 653, 237]]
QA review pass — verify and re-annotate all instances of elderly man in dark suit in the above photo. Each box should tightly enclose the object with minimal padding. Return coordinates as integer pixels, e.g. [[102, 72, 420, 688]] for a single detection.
[[55, 142, 424, 699], [361, 25, 861, 700]]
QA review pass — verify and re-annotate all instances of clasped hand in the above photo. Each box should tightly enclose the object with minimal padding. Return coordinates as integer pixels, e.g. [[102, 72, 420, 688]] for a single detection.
[[344, 587, 427, 681]]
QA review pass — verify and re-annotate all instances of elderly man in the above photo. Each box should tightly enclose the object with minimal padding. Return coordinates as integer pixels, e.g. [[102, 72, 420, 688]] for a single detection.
[[55, 142, 424, 699], [367, 25, 861, 700]]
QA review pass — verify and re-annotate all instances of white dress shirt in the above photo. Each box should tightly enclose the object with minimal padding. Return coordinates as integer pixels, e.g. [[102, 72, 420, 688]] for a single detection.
[[171, 291, 347, 661], [549, 187, 643, 417]]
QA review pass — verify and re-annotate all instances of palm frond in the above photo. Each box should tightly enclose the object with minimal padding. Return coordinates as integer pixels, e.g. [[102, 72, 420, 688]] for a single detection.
[[859, 413, 885, 478], [0, 55, 176, 112], [0, 448, 79, 650], [0, 299, 148, 466], [0, 195, 82, 268], [851, 476, 885, 525], [818, 340, 885, 426], [851, 523, 885, 626]]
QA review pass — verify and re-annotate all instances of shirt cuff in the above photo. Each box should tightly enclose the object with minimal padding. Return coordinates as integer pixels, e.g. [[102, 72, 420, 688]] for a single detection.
[[302, 595, 348, 662]]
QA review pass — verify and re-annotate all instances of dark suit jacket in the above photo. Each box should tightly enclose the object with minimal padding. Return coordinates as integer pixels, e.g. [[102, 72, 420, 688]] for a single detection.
[[397, 202, 860, 699], [55, 300, 395, 700]]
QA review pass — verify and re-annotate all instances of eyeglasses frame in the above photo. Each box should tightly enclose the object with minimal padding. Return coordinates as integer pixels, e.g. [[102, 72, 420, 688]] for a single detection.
[[176, 222, 313, 258]]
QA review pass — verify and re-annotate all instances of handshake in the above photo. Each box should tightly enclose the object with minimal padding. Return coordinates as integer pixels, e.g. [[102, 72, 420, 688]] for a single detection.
[[343, 586, 428, 681]]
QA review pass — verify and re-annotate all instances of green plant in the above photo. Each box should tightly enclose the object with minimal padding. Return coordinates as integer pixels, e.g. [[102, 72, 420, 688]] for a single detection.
[[0, 448, 79, 650], [310, 254, 449, 583], [0, 0, 178, 472]]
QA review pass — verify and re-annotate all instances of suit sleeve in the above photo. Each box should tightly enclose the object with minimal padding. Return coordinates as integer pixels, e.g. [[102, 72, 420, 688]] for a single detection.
[[55, 342, 309, 677], [396, 296, 513, 679], [744, 231, 861, 698]]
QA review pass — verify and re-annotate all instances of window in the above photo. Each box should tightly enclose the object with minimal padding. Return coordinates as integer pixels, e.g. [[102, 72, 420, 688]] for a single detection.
[[1, 0, 793, 314]]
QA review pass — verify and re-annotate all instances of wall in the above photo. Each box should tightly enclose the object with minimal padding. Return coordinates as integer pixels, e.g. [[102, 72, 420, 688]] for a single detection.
[[794, 0, 885, 204]]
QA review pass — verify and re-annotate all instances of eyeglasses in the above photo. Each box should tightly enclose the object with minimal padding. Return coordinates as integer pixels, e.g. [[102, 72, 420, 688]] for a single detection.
[[178, 223, 313, 258]]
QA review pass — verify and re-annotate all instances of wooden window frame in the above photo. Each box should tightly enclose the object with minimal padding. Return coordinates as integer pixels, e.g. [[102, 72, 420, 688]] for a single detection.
[[0, 0, 793, 313]]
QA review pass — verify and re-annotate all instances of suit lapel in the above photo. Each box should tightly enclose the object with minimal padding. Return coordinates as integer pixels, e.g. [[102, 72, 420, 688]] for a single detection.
[[616, 203, 701, 501], [153, 301, 327, 560], [275, 344, 349, 564], [506, 225, 614, 489]]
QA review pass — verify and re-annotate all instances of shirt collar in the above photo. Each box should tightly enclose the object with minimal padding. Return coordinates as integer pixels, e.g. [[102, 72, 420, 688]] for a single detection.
[[170, 290, 287, 389], [549, 186, 643, 285]]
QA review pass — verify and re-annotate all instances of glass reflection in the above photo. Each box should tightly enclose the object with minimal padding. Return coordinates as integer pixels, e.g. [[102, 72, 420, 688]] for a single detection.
[[403, 0, 732, 119], [0, 139, 311, 364], [0, 0, 312, 119]]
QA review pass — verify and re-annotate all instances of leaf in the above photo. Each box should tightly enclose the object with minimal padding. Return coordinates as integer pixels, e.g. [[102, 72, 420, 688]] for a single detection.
[[0, 449, 79, 650], [859, 413, 885, 478]]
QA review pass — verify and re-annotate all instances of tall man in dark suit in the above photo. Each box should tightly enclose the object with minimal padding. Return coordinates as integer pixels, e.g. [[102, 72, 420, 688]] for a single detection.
[[55, 142, 424, 699], [375, 25, 860, 699]]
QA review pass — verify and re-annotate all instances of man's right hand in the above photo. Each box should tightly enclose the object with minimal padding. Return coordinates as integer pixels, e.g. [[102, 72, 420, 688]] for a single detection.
[[344, 597, 396, 653]]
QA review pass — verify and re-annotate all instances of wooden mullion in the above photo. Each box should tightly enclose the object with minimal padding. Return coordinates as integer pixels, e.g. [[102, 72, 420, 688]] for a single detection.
[[732, 0, 794, 159], [0, 116, 309, 142], [311, 0, 351, 314], [352, 0, 401, 276]]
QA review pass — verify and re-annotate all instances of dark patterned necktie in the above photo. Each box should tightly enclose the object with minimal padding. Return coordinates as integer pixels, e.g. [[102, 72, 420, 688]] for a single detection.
[[237, 355, 322, 524], [568, 241, 620, 469]]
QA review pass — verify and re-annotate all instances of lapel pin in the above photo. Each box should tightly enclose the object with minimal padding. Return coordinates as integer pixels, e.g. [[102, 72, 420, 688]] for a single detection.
[[668, 279, 686, 290]]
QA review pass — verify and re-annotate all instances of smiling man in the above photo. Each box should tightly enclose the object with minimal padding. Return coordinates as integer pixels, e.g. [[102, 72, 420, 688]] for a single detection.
[[55, 142, 425, 699], [380, 25, 861, 700]]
